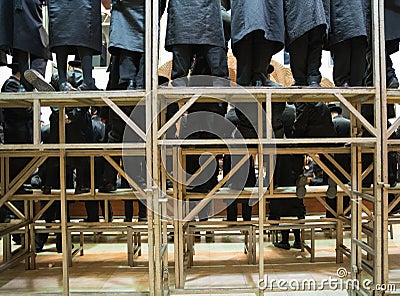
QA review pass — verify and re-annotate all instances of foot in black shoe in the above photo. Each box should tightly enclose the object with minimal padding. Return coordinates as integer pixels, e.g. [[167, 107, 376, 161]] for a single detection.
[[77, 82, 100, 91], [74, 186, 90, 194], [126, 80, 135, 90], [42, 185, 52, 195], [296, 175, 307, 199], [138, 217, 147, 222], [292, 241, 302, 249], [98, 183, 117, 193], [388, 76, 399, 89], [273, 241, 290, 250], [326, 177, 337, 199], [59, 82, 76, 91], [15, 187, 33, 195]]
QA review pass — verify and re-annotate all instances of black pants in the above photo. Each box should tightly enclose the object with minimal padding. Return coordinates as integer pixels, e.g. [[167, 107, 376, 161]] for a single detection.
[[118, 49, 143, 87], [13, 49, 47, 90], [171, 44, 228, 86], [287, 25, 325, 85], [233, 30, 278, 86], [331, 36, 367, 86], [85, 201, 113, 222]]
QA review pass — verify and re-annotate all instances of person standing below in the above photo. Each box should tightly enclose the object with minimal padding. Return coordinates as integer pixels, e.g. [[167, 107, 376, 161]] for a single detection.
[[283, 0, 329, 87], [328, 0, 369, 87]]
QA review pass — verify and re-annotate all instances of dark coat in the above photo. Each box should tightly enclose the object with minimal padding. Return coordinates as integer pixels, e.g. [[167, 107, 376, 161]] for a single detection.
[[328, 0, 369, 47], [293, 102, 335, 138], [13, 0, 51, 59], [230, 0, 284, 53], [0, 1, 13, 53], [283, 0, 329, 47], [109, 0, 145, 54], [47, 0, 102, 54], [385, 8, 400, 41], [165, 0, 225, 51]]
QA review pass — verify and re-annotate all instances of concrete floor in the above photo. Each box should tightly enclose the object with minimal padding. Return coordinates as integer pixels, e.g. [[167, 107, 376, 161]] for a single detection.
[[0, 223, 399, 295]]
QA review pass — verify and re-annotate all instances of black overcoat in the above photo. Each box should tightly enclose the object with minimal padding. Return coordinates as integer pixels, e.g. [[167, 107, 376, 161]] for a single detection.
[[328, 0, 369, 47], [0, 1, 13, 53], [283, 0, 329, 47], [13, 0, 51, 59], [230, 0, 284, 53], [165, 0, 225, 51], [109, 0, 145, 54], [47, 0, 102, 54]]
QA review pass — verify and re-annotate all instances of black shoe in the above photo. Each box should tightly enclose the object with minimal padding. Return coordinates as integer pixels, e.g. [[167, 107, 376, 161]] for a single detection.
[[296, 175, 307, 199], [59, 82, 76, 91], [273, 241, 290, 250], [308, 81, 321, 87], [15, 187, 33, 195], [98, 183, 117, 193], [127, 80, 135, 90], [388, 76, 399, 89], [41, 185, 52, 195], [124, 218, 132, 222], [340, 82, 350, 87], [77, 82, 99, 91], [138, 217, 147, 222], [205, 231, 214, 243], [74, 186, 90, 194], [24, 69, 55, 91], [292, 241, 302, 249], [326, 177, 337, 199]]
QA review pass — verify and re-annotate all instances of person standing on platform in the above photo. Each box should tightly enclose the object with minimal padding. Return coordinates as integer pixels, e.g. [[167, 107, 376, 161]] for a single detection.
[[283, 0, 329, 87], [328, 0, 369, 87], [43, 0, 104, 91]]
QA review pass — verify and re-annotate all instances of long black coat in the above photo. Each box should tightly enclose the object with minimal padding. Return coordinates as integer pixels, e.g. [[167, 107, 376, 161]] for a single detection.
[[13, 0, 51, 59], [230, 0, 284, 53], [0, 1, 13, 53], [385, 6, 400, 48], [165, 0, 225, 51], [109, 0, 145, 54], [328, 0, 369, 47], [293, 102, 335, 138], [47, 0, 102, 54], [284, 0, 329, 47]]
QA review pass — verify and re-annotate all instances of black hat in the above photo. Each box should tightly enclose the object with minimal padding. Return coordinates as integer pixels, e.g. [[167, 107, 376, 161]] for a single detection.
[[328, 102, 342, 115]]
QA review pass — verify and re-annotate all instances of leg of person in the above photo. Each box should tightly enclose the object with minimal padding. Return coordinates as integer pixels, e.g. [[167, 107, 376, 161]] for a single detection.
[[85, 201, 100, 222], [202, 45, 229, 86], [118, 49, 141, 89], [24, 55, 54, 91], [170, 45, 193, 86], [252, 36, 280, 86], [13, 49, 32, 91], [226, 200, 238, 221], [274, 229, 290, 250], [349, 37, 367, 86], [124, 200, 133, 222], [233, 33, 254, 86], [386, 51, 399, 88], [54, 46, 73, 91], [292, 229, 302, 249], [287, 33, 309, 86], [241, 199, 253, 221], [331, 39, 351, 86], [77, 46, 96, 90], [306, 25, 324, 86], [138, 199, 147, 221]]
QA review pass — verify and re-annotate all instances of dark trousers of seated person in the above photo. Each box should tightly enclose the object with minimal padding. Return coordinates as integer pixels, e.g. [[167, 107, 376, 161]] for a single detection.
[[125, 200, 147, 222], [226, 200, 252, 221], [269, 215, 302, 244]]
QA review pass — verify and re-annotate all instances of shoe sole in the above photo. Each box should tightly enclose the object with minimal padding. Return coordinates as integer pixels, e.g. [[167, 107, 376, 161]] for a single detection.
[[296, 175, 307, 199], [326, 178, 337, 199], [24, 69, 55, 92]]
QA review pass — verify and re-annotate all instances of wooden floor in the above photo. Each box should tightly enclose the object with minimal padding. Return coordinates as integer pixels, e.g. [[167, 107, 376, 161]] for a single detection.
[[0, 221, 399, 295]]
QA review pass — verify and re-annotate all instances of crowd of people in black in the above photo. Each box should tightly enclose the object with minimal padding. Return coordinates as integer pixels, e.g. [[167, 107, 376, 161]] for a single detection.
[[0, 0, 399, 251]]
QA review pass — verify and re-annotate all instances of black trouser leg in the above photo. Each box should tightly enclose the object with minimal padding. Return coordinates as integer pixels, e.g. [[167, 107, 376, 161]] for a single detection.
[[288, 33, 309, 86], [77, 46, 94, 87], [241, 200, 252, 221], [202, 45, 229, 84], [171, 45, 193, 86], [226, 200, 238, 221], [118, 49, 141, 86], [85, 201, 99, 222], [124, 200, 133, 221], [349, 37, 367, 86], [293, 229, 301, 242], [54, 47, 69, 85], [306, 25, 324, 82], [281, 230, 290, 243], [332, 39, 351, 86], [13, 49, 32, 90]]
